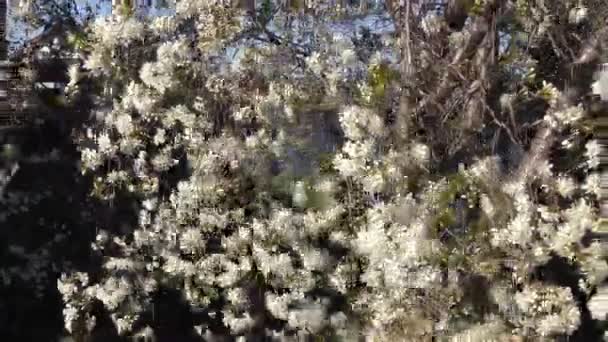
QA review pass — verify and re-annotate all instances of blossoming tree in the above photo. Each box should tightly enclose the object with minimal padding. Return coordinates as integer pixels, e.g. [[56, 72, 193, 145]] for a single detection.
[[43, 0, 608, 341]]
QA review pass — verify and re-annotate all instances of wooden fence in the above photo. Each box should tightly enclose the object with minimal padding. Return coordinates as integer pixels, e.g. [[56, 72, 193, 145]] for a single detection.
[[0, 61, 28, 127]]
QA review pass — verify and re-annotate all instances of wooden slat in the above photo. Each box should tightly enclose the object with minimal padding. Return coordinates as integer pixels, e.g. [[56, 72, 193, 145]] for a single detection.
[[0, 0, 32, 127], [0, 0, 6, 61], [0, 3, 27, 128], [0, 111, 30, 127]]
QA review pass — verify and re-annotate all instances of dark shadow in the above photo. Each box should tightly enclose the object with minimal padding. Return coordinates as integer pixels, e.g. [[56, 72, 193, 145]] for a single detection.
[[88, 299, 125, 342], [137, 286, 208, 342], [0, 118, 99, 340]]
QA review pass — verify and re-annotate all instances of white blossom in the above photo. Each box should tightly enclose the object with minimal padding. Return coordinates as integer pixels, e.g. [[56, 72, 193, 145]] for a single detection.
[[222, 311, 255, 334], [306, 52, 324, 75], [540, 81, 560, 108], [340, 48, 358, 67], [420, 12, 442, 35], [265, 292, 292, 320], [553, 104, 584, 126], [97, 132, 113, 154], [67, 64, 80, 88], [583, 172, 601, 196], [114, 113, 134, 136], [361, 172, 385, 193], [62, 305, 79, 333], [556, 176, 576, 198], [140, 62, 174, 93], [287, 302, 327, 333], [179, 228, 205, 254], [410, 143, 430, 166]]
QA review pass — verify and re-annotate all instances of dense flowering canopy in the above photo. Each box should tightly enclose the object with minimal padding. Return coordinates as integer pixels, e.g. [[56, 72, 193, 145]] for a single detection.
[[10, 0, 603, 341]]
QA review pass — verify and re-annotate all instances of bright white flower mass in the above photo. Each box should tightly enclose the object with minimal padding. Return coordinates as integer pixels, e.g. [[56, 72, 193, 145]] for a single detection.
[[114, 113, 134, 136], [339, 105, 379, 140], [583, 172, 601, 196], [53, 2, 602, 341], [140, 62, 174, 93], [556, 176, 576, 198], [96, 132, 113, 154]]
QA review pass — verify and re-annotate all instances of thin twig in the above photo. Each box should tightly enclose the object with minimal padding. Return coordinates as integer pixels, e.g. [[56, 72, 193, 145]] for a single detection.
[[484, 102, 520, 146]]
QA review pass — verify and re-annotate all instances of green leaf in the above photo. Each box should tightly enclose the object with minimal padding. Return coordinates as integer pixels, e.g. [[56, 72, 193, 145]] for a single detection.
[[119, 1, 134, 17], [470, 0, 485, 16], [437, 173, 469, 208]]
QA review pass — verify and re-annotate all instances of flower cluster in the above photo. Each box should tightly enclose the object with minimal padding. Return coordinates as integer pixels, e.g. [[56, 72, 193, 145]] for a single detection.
[[54, 2, 607, 341]]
